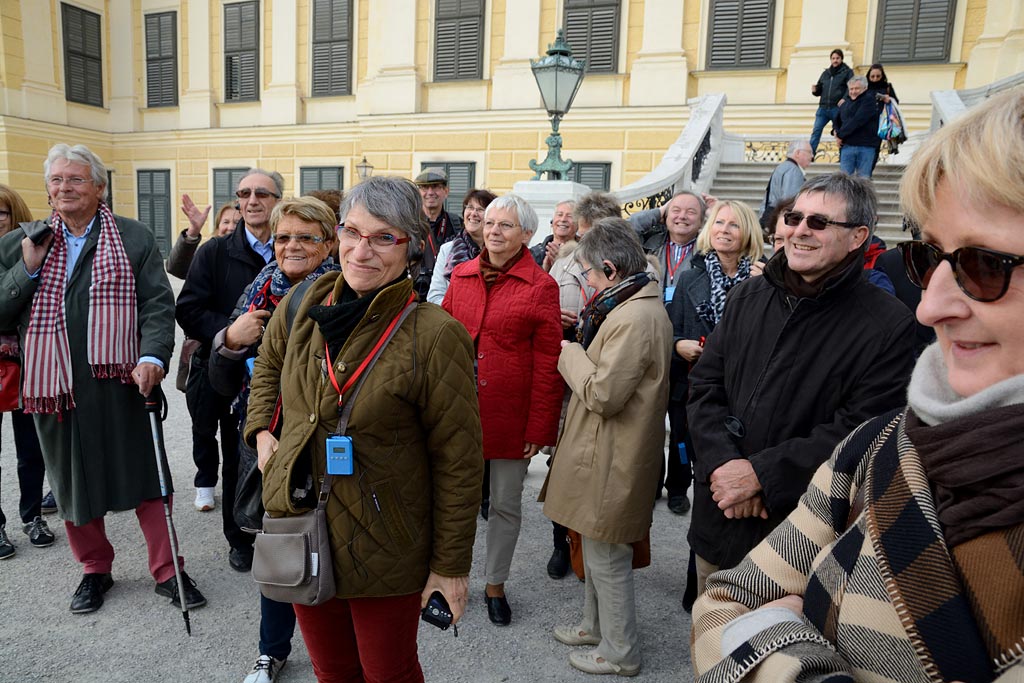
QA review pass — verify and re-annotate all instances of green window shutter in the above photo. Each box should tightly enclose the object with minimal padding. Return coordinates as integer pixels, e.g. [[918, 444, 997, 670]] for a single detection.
[[137, 170, 172, 257], [434, 0, 483, 81], [299, 167, 345, 194], [145, 12, 178, 107], [311, 0, 352, 96], [570, 162, 611, 192], [708, 0, 774, 69], [225, 1, 260, 101], [421, 162, 475, 216], [563, 0, 620, 74], [213, 168, 249, 213], [876, 0, 955, 63], [62, 3, 104, 107]]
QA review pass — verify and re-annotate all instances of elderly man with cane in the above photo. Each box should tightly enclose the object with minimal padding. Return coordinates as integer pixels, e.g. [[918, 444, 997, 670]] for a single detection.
[[0, 143, 206, 615]]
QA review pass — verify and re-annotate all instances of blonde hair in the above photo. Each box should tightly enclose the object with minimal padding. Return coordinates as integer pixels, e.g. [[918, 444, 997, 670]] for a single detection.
[[270, 195, 337, 244], [0, 184, 32, 236], [211, 201, 238, 237], [695, 200, 764, 262], [901, 87, 1024, 225]]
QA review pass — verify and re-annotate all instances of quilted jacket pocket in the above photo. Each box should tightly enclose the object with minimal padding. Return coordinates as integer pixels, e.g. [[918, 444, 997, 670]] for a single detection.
[[370, 479, 415, 549]]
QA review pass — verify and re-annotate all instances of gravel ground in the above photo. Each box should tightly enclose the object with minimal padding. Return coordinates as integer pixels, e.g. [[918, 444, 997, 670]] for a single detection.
[[0, 281, 697, 683]]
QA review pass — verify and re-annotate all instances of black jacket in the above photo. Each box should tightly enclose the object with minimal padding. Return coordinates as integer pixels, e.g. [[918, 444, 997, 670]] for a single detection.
[[686, 250, 915, 569], [668, 251, 714, 403], [835, 93, 882, 149], [815, 63, 854, 107], [414, 209, 463, 299], [175, 225, 269, 353]]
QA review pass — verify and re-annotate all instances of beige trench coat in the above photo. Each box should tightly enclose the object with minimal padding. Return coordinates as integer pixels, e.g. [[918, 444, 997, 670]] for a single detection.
[[540, 280, 672, 545]]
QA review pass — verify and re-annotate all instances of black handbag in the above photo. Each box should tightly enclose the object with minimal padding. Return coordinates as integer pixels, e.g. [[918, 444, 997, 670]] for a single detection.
[[234, 438, 264, 530]]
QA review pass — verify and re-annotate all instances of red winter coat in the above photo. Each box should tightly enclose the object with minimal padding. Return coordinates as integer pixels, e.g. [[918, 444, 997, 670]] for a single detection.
[[443, 247, 564, 460]]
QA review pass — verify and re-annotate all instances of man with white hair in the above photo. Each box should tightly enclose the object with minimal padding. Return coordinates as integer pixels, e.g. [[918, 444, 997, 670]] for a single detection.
[[759, 140, 813, 229], [835, 75, 882, 178]]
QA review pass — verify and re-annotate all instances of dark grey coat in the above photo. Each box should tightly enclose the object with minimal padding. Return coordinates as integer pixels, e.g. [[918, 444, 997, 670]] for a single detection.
[[0, 215, 176, 525]]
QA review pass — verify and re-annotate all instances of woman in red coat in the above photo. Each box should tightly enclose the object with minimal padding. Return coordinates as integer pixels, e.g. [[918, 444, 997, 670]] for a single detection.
[[443, 193, 564, 626]]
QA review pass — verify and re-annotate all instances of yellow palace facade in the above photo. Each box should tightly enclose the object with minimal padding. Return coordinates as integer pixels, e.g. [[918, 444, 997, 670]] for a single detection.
[[0, 0, 1020, 252]]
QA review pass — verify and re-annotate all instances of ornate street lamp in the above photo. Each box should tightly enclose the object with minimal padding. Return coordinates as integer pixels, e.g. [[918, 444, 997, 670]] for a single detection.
[[529, 29, 586, 181], [355, 156, 374, 181]]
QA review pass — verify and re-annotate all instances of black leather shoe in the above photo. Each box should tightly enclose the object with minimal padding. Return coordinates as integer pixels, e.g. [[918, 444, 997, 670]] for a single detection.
[[480, 498, 490, 521], [155, 570, 207, 609], [667, 495, 691, 515], [229, 546, 254, 572], [485, 594, 511, 626], [547, 547, 570, 579], [70, 573, 113, 614]]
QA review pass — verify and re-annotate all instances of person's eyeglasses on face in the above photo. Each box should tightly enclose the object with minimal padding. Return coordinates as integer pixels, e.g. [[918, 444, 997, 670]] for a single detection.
[[783, 210, 861, 231], [236, 188, 282, 200], [337, 225, 411, 251], [483, 220, 521, 232], [47, 176, 91, 187], [274, 234, 326, 246]]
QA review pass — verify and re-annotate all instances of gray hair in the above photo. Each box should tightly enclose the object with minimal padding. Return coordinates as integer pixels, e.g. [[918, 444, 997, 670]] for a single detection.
[[575, 217, 648, 278], [339, 176, 427, 269], [669, 190, 707, 223], [574, 192, 621, 226], [847, 75, 868, 89], [787, 139, 812, 157], [240, 168, 285, 197], [485, 193, 538, 236], [798, 172, 878, 238], [44, 144, 107, 187], [554, 199, 576, 213]]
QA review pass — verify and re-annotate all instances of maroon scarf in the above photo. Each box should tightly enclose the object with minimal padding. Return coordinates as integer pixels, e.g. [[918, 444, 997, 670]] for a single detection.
[[23, 204, 138, 413]]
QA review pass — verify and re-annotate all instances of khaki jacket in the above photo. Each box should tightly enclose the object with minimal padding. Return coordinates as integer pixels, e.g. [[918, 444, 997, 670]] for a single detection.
[[245, 274, 483, 598], [540, 280, 672, 544]]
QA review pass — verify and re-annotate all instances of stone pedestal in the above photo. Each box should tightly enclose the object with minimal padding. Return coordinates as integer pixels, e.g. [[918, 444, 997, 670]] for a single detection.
[[513, 180, 591, 247]]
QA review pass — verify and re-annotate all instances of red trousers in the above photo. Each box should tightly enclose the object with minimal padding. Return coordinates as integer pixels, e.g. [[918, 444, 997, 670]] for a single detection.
[[64, 496, 183, 584], [293, 592, 424, 683]]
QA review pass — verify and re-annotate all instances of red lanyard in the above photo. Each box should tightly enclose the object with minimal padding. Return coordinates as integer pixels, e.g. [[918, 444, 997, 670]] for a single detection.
[[666, 243, 687, 281], [324, 292, 415, 407], [579, 283, 597, 309], [247, 278, 274, 312]]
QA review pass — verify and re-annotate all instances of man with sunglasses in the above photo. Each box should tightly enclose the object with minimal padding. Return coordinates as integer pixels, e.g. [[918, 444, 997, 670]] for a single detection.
[[685, 173, 915, 596], [175, 169, 283, 573]]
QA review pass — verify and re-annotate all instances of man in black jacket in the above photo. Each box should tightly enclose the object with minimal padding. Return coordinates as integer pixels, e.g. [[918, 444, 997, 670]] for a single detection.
[[686, 173, 914, 594], [413, 168, 463, 299], [835, 76, 881, 178], [174, 168, 281, 572], [809, 49, 854, 155]]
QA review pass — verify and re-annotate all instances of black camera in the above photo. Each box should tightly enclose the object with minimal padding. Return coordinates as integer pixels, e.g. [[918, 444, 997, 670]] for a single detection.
[[421, 591, 457, 635]]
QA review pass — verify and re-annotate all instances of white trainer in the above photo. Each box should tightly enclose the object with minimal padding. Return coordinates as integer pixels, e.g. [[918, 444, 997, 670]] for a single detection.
[[242, 655, 286, 683], [194, 487, 215, 512]]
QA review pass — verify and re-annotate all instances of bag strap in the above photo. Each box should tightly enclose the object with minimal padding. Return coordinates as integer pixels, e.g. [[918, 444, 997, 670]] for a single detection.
[[286, 279, 313, 332], [316, 300, 419, 508]]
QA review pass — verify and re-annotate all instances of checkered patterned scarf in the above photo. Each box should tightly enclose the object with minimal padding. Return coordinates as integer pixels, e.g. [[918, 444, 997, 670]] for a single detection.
[[22, 204, 138, 413]]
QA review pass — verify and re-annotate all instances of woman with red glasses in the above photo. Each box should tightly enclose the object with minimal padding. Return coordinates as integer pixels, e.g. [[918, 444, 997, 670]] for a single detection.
[[692, 89, 1024, 682]]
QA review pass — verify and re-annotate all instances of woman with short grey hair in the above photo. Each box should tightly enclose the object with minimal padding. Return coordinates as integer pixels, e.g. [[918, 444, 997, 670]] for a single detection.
[[340, 176, 428, 275]]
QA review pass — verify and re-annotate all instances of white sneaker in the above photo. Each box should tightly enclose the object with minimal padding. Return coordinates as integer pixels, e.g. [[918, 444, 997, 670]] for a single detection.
[[242, 655, 286, 683], [194, 487, 215, 512]]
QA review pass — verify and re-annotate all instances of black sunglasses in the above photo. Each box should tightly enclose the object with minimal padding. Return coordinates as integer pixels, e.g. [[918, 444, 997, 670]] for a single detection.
[[897, 240, 1024, 303], [783, 210, 861, 231], [236, 187, 281, 199]]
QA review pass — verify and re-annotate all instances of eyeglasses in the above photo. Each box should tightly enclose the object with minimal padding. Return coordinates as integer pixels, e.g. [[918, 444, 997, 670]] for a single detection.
[[783, 210, 861, 231], [235, 187, 281, 199], [483, 220, 521, 232], [580, 266, 594, 279], [275, 234, 326, 246], [337, 226, 411, 250], [47, 176, 91, 187], [898, 240, 1024, 303]]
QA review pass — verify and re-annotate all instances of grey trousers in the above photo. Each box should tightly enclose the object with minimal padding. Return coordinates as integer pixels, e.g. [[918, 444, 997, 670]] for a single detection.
[[579, 536, 641, 668], [484, 458, 531, 585]]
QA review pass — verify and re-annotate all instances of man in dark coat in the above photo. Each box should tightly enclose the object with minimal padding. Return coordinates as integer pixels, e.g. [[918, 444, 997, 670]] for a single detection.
[[0, 143, 205, 614], [686, 173, 915, 594], [809, 49, 854, 155], [174, 169, 280, 572], [413, 167, 463, 299], [835, 75, 882, 178]]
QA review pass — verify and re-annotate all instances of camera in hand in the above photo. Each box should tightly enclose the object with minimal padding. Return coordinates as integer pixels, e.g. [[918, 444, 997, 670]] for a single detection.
[[421, 591, 455, 633]]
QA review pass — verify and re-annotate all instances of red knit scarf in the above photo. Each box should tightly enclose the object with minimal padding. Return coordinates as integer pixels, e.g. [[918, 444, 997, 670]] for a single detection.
[[23, 204, 138, 413]]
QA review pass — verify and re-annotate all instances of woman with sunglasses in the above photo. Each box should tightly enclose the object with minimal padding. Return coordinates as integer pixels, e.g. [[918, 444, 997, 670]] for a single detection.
[[207, 195, 339, 683], [692, 89, 1024, 682]]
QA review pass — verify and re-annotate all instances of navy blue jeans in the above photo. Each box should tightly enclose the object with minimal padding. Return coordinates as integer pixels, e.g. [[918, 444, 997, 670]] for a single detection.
[[840, 145, 876, 178], [260, 594, 296, 660], [810, 106, 839, 155]]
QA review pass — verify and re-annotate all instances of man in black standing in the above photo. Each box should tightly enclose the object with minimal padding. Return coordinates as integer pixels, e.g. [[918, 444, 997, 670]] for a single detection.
[[809, 49, 854, 156], [413, 168, 463, 299], [174, 168, 282, 572]]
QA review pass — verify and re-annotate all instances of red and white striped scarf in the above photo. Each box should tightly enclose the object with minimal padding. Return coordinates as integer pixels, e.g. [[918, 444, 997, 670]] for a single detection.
[[22, 204, 138, 413]]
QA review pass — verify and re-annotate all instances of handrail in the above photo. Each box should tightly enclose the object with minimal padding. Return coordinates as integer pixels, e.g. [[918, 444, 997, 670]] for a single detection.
[[613, 93, 726, 215], [931, 71, 1024, 130]]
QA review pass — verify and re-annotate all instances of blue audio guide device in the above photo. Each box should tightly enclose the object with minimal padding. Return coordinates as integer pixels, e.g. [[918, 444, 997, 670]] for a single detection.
[[326, 435, 354, 476]]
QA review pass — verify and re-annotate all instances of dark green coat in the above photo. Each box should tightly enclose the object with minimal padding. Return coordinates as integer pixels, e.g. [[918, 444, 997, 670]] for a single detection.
[[0, 214, 176, 526]]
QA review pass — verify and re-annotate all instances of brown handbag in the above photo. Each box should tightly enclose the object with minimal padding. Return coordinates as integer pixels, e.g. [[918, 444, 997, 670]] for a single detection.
[[175, 338, 201, 393], [566, 528, 652, 581]]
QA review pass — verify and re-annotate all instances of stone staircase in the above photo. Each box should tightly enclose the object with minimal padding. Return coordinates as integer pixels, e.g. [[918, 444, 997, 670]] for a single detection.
[[709, 163, 910, 246]]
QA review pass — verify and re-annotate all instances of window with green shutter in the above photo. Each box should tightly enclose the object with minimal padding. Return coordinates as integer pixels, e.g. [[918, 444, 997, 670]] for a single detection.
[[213, 168, 249, 213], [137, 170, 172, 257], [563, 0, 620, 74], [421, 162, 475, 217], [311, 0, 352, 96], [224, 1, 260, 101], [707, 0, 775, 69], [300, 167, 345, 194], [875, 0, 955, 63], [568, 162, 611, 192], [61, 3, 103, 107], [434, 0, 484, 81], [145, 12, 178, 108]]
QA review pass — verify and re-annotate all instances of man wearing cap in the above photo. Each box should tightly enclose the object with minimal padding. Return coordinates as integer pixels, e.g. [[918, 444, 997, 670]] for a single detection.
[[414, 168, 464, 299]]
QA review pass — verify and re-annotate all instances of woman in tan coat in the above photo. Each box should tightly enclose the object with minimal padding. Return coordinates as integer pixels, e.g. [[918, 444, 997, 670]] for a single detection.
[[541, 217, 673, 677]]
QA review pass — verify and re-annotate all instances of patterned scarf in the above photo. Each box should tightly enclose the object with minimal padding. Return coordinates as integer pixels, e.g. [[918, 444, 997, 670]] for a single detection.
[[576, 272, 651, 350], [444, 230, 481, 280], [23, 204, 137, 413], [696, 251, 751, 326], [241, 259, 339, 312]]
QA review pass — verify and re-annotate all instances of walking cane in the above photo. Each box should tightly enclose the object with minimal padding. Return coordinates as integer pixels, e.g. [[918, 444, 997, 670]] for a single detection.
[[144, 384, 192, 636]]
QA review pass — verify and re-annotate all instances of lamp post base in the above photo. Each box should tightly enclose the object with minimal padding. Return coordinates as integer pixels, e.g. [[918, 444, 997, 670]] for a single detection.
[[529, 130, 574, 181]]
